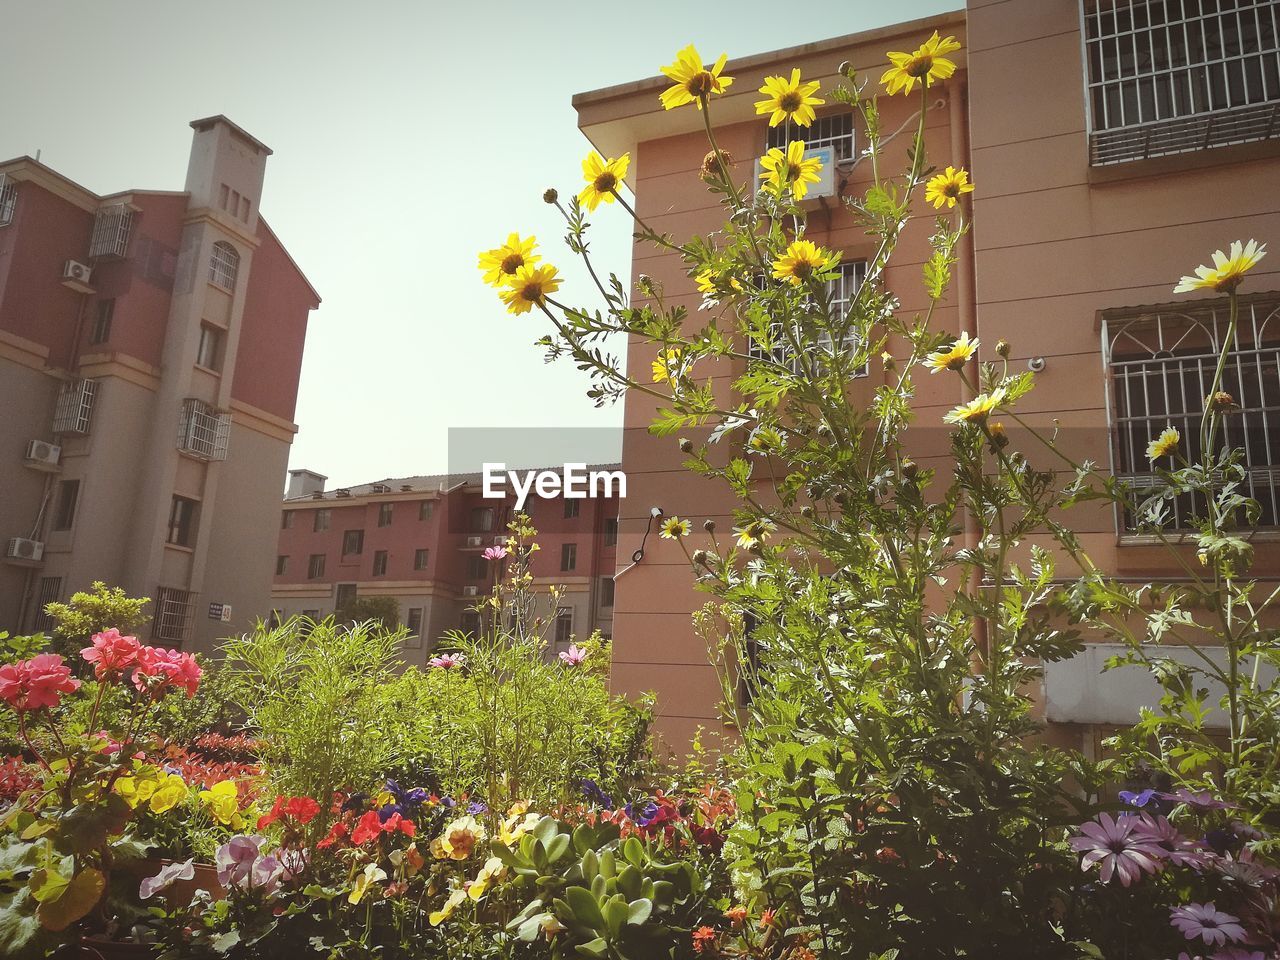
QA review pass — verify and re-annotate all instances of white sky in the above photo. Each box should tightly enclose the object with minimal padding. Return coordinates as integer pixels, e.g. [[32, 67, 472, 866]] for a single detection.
[[3, 0, 956, 488]]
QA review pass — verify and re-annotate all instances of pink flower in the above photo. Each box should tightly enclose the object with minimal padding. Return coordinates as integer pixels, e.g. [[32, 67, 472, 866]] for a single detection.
[[0, 654, 80, 712], [1069, 812, 1165, 886], [558, 644, 587, 667], [1169, 903, 1246, 947], [132, 646, 202, 698], [429, 654, 465, 670], [1131, 815, 1212, 869], [482, 545, 507, 561], [80, 628, 142, 680]]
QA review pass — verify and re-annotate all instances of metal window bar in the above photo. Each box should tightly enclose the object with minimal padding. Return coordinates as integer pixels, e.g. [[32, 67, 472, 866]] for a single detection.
[[766, 112, 857, 161], [177, 399, 231, 461], [1103, 296, 1280, 532], [52, 379, 98, 435], [31, 577, 62, 633], [0, 174, 17, 227], [749, 261, 870, 376], [1081, 0, 1280, 164], [88, 204, 133, 258], [153, 586, 196, 644], [209, 242, 239, 290]]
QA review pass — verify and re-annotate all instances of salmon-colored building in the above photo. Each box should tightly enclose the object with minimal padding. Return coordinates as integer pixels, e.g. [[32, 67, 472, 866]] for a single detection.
[[0, 117, 320, 652], [574, 2, 1280, 750], [270, 467, 620, 666]]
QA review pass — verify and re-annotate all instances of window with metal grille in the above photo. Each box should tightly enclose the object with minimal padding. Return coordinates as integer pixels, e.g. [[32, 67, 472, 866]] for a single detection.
[[0, 174, 18, 227], [153, 586, 196, 644], [90, 300, 114, 345], [372, 550, 388, 576], [1104, 294, 1280, 532], [314, 509, 331, 532], [405, 607, 424, 649], [53, 379, 98, 435], [766, 112, 857, 161], [89, 204, 133, 258], [342, 529, 364, 556], [209, 241, 240, 290], [308, 554, 326, 579], [32, 577, 62, 633], [561, 543, 577, 571], [414, 548, 430, 570], [177, 399, 230, 461], [1082, 0, 1280, 165], [471, 507, 494, 532], [378, 503, 393, 527], [749, 260, 869, 375], [281, 511, 294, 530], [467, 555, 488, 580], [564, 498, 580, 519], [554, 607, 573, 645], [419, 500, 434, 521]]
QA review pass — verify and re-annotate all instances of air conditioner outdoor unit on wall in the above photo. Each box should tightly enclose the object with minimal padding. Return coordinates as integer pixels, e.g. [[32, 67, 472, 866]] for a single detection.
[[752, 144, 837, 201], [465, 536, 483, 547], [463, 585, 479, 597], [493, 535, 507, 545], [6, 538, 44, 562], [24, 440, 61, 470], [61, 260, 94, 293]]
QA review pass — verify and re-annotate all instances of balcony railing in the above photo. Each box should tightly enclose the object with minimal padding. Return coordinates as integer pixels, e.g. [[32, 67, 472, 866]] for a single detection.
[[0, 174, 16, 227], [177, 399, 231, 461], [88, 203, 133, 258], [52, 379, 98, 435]]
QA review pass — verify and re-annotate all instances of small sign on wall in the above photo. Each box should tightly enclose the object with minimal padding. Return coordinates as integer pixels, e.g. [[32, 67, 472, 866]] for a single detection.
[[208, 603, 233, 622]]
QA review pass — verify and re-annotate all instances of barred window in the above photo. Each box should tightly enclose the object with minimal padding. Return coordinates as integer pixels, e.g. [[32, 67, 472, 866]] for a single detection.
[[378, 502, 393, 527], [766, 112, 856, 162], [0, 174, 17, 227], [153, 586, 196, 644], [308, 554, 326, 579], [342, 529, 364, 556], [554, 608, 573, 645], [177, 399, 230, 461], [1082, 0, 1280, 165], [32, 577, 62, 633], [372, 550, 388, 576], [1104, 294, 1280, 532], [209, 241, 240, 290], [405, 607, 424, 649], [89, 204, 133, 258], [749, 260, 869, 375], [53, 379, 98, 435]]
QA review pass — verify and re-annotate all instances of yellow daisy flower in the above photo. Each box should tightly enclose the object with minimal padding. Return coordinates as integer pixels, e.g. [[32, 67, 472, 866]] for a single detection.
[[578, 151, 631, 211], [882, 31, 962, 96], [734, 518, 777, 550], [771, 240, 840, 285], [924, 166, 975, 209], [499, 264, 562, 315], [944, 388, 1006, 425], [429, 887, 468, 927], [759, 140, 824, 201], [1173, 240, 1267, 293], [477, 234, 540, 288], [148, 774, 188, 814], [755, 69, 824, 127], [1146, 426, 1180, 461], [660, 516, 691, 539], [659, 44, 734, 110], [925, 331, 979, 373], [652, 347, 681, 383]]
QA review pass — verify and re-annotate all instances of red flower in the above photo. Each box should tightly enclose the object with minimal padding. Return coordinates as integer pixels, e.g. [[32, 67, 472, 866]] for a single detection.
[[0, 654, 80, 712], [257, 795, 321, 830], [692, 926, 717, 955], [723, 906, 747, 927], [317, 821, 349, 849], [132, 646, 202, 698], [351, 810, 383, 846], [384, 812, 415, 837], [80, 628, 142, 680], [759, 909, 776, 929]]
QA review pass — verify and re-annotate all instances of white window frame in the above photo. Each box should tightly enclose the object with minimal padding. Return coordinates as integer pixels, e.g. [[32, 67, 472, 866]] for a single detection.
[[153, 586, 196, 644], [89, 203, 133, 259], [749, 260, 869, 376], [177, 398, 231, 461], [53, 378, 98, 435], [209, 241, 240, 290], [765, 111, 857, 162], [0, 174, 17, 227]]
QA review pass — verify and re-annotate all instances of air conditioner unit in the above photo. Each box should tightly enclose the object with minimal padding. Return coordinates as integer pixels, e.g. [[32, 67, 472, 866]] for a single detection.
[[23, 440, 61, 470], [493, 535, 507, 545], [462, 585, 479, 597], [752, 144, 837, 201], [60, 260, 94, 292], [465, 536, 483, 547], [6, 538, 44, 562]]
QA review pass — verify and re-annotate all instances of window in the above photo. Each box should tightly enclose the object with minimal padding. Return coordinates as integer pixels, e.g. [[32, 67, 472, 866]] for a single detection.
[[342, 529, 365, 556], [167, 496, 197, 547], [749, 260, 869, 375], [335, 582, 357, 610], [414, 548, 430, 570], [153, 587, 196, 644], [308, 554, 326, 579], [405, 607, 424, 649], [90, 300, 114, 345], [554, 608, 573, 645], [276, 555, 288, 576], [378, 502, 393, 527], [53, 378, 97, 435], [209, 241, 240, 290], [281, 511, 294, 530], [88, 204, 133, 258], [471, 507, 495, 532], [178, 399, 230, 461], [601, 576, 615, 608], [766, 111, 857, 161], [561, 543, 577, 572], [467, 556, 489, 580], [1082, 0, 1280, 165], [373, 550, 388, 576], [196, 325, 223, 371], [52, 479, 80, 531], [419, 500, 434, 521], [314, 509, 331, 532], [564, 498, 580, 519], [604, 517, 618, 546], [460, 609, 482, 636], [1104, 294, 1280, 531], [0, 174, 16, 227], [32, 577, 62, 633]]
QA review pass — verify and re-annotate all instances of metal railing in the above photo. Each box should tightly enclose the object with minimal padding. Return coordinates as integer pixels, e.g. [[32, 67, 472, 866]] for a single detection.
[[177, 398, 231, 461], [153, 586, 196, 644], [88, 203, 133, 258], [749, 260, 870, 377], [0, 174, 16, 226], [52, 379, 98, 435], [766, 111, 857, 162]]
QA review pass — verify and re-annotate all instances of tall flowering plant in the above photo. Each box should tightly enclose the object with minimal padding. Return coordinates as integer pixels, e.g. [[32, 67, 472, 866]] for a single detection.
[[0, 629, 201, 952]]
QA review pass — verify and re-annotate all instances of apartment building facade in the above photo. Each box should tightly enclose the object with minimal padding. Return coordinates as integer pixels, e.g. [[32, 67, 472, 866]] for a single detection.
[[0, 117, 320, 653], [271, 467, 620, 666], [573, 1, 1280, 749]]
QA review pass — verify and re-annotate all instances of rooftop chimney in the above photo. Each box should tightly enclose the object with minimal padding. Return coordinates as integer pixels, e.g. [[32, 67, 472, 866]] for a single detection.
[[287, 469, 327, 499]]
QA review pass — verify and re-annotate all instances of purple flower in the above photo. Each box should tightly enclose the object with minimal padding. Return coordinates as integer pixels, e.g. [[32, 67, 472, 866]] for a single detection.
[[1119, 788, 1158, 809], [467, 800, 488, 815], [216, 835, 266, 888], [558, 644, 587, 667], [252, 853, 285, 895], [1170, 903, 1246, 947], [1131, 815, 1212, 869], [429, 653, 465, 670], [1213, 847, 1280, 887], [482, 545, 507, 561], [580, 779, 613, 809], [1210, 950, 1268, 960], [1160, 789, 1235, 812], [1070, 813, 1166, 886], [139, 858, 195, 900]]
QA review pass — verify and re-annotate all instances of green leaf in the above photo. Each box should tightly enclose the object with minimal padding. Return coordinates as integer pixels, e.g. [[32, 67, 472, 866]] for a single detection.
[[604, 894, 628, 939], [626, 898, 652, 926], [27, 868, 69, 904], [575, 937, 609, 958], [36, 867, 104, 932], [545, 833, 571, 864], [565, 885, 606, 930]]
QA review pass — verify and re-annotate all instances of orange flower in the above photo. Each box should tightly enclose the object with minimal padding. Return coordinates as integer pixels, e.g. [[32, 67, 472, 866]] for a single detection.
[[692, 926, 717, 954], [724, 906, 748, 927]]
